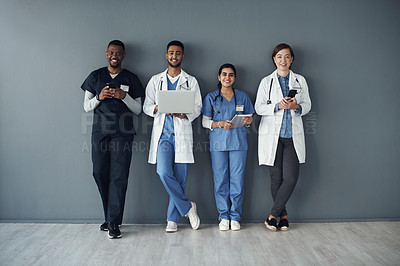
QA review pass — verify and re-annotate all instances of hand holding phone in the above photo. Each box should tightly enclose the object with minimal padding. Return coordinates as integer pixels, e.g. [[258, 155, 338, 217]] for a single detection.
[[98, 85, 114, 100], [107, 82, 116, 89], [288, 89, 297, 98]]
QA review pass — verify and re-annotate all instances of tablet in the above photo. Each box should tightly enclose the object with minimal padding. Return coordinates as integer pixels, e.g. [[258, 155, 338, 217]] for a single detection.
[[229, 114, 252, 128], [157, 90, 195, 113]]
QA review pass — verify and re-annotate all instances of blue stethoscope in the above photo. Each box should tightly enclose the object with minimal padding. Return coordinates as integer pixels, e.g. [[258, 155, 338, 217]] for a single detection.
[[266, 76, 301, 104], [213, 88, 237, 114]]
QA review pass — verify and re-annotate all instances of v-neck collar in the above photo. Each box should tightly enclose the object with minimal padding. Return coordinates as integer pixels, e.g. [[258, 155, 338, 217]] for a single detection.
[[221, 89, 235, 103]]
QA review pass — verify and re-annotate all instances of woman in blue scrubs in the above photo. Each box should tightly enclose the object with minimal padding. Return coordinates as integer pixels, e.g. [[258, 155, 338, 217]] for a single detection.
[[202, 63, 255, 231]]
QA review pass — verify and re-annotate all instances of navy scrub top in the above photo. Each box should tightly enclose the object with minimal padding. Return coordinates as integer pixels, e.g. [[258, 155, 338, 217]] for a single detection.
[[81, 67, 144, 135], [202, 89, 255, 152]]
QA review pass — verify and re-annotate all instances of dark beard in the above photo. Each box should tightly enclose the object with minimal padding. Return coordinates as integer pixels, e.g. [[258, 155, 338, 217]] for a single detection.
[[109, 63, 120, 69], [109, 59, 121, 69], [168, 61, 181, 68]]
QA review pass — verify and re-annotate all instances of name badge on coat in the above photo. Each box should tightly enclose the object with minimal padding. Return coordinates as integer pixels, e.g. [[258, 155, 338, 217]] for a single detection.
[[236, 105, 244, 112], [120, 85, 129, 92]]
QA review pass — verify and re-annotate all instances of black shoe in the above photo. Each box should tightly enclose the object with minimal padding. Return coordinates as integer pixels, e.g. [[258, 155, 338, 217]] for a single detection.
[[107, 222, 121, 239], [264, 218, 278, 232], [279, 219, 290, 231], [99, 222, 108, 231]]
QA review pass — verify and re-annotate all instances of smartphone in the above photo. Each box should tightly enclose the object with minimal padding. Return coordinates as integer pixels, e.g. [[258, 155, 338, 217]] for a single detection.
[[288, 89, 297, 98], [107, 82, 116, 89]]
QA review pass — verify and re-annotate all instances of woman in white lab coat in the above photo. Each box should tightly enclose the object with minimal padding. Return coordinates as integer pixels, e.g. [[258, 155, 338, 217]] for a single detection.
[[255, 43, 311, 231]]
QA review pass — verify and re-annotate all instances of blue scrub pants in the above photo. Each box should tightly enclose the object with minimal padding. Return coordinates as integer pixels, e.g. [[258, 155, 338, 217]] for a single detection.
[[156, 135, 192, 222], [210, 150, 247, 222], [92, 132, 133, 225]]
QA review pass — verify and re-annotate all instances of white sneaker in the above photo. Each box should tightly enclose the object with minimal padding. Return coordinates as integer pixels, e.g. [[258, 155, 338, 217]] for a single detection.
[[219, 219, 229, 231], [166, 221, 178, 232], [231, 220, 241, 231], [185, 201, 200, 230]]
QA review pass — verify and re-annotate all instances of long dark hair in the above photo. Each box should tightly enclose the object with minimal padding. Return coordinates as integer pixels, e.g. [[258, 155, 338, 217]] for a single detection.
[[217, 63, 236, 90]]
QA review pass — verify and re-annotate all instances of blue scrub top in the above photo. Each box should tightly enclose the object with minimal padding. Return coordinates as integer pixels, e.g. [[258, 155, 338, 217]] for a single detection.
[[202, 89, 255, 152], [160, 77, 179, 141]]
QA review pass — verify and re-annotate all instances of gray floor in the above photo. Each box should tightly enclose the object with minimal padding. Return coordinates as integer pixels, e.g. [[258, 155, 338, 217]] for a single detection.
[[0, 222, 399, 266]]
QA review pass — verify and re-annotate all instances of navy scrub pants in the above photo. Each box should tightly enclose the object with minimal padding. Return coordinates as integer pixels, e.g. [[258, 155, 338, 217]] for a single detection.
[[268, 137, 300, 218], [91, 132, 133, 225]]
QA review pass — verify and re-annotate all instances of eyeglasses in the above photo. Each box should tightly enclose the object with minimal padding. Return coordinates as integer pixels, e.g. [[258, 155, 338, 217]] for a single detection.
[[107, 51, 123, 57]]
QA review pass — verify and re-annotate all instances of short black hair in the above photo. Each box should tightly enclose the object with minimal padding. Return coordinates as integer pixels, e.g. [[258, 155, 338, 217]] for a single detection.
[[108, 40, 125, 51], [167, 40, 184, 54]]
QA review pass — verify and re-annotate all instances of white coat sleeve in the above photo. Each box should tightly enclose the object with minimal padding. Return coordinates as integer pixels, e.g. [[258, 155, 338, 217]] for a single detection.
[[185, 78, 202, 123], [143, 76, 159, 117], [297, 76, 311, 116], [122, 96, 142, 115], [255, 78, 276, 116], [83, 90, 101, 112], [202, 115, 213, 130]]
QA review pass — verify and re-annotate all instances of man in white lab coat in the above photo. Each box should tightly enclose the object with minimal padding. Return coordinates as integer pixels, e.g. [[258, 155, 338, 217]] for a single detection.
[[143, 40, 202, 232]]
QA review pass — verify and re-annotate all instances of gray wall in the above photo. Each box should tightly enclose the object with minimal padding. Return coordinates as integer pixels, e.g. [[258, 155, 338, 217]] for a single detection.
[[1, 0, 399, 223]]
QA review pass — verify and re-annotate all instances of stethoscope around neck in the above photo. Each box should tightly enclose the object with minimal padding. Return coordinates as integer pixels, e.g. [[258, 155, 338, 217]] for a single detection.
[[213, 88, 237, 114], [266, 76, 301, 104], [158, 78, 189, 90]]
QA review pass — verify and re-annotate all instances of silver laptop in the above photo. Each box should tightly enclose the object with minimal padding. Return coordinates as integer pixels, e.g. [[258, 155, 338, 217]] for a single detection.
[[157, 90, 195, 113]]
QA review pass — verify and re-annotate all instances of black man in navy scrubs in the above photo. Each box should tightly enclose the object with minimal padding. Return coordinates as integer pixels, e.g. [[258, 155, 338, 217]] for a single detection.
[[81, 40, 144, 239]]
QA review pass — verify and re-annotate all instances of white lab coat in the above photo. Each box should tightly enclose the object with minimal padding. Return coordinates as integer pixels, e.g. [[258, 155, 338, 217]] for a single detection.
[[143, 69, 202, 164], [255, 70, 311, 166]]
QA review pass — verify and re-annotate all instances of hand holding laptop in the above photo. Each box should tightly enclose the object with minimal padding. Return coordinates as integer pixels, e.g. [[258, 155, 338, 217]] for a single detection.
[[153, 105, 188, 119], [166, 113, 187, 119]]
